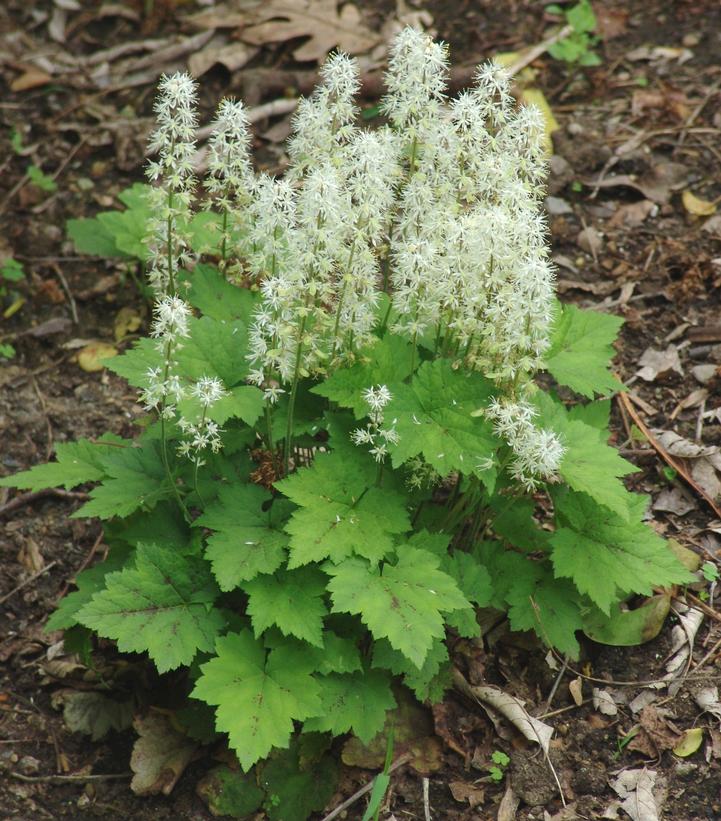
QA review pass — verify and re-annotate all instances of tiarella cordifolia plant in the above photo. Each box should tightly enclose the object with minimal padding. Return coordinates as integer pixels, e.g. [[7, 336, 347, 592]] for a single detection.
[[2, 28, 693, 798]]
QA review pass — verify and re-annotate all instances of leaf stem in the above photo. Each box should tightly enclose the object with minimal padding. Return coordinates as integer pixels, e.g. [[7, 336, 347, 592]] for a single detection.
[[283, 316, 307, 476]]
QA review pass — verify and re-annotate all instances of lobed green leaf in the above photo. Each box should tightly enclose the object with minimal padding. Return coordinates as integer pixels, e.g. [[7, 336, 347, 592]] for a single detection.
[[77, 543, 225, 672], [327, 545, 471, 668], [192, 631, 322, 771]]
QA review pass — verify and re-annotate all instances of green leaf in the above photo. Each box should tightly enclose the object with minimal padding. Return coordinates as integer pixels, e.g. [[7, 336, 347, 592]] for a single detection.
[[105, 337, 161, 387], [77, 543, 225, 673], [567, 398, 610, 430], [75, 441, 173, 519], [177, 316, 249, 386], [327, 546, 471, 667], [46, 544, 133, 631], [372, 637, 450, 701], [477, 544, 584, 658], [0, 438, 111, 491], [178, 384, 264, 427], [197, 765, 265, 819], [244, 566, 328, 647], [188, 211, 223, 255], [551, 489, 694, 614], [260, 740, 339, 821], [311, 631, 362, 674], [192, 631, 322, 771], [27, 164, 57, 192], [117, 183, 150, 210], [107, 501, 191, 550], [312, 335, 413, 417], [263, 630, 363, 676], [182, 263, 257, 324], [362, 774, 391, 821], [583, 594, 671, 646], [304, 669, 396, 743], [1, 258, 25, 282], [534, 391, 638, 520], [442, 551, 493, 637], [196, 485, 289, 589], [490, 496, 550, 552], [545, 303, 623, 398], [97, 210, 148, 261], [579, 49, 602, 66], [386, 359, 498, 482], [567, 0, 596, 32], [277, 449, 410, 567]]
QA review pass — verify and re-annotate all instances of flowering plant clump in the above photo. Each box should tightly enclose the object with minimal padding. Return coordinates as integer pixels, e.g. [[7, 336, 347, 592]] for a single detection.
[[2, 28, 692, 794]]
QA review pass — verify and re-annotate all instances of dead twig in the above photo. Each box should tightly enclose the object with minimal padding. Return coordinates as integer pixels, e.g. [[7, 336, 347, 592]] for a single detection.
[[691, 633, 721, 673], [616, 391, 721, 520], [676, 77, 721, 149], [0, 561, 58, 606], [57, 528, 104, 599], [0, 487, 89, 518], [49, 262, 79, 325], [9, 771, 131, 784], [683, 593, 721, 625], [538, 698, 593, 720], [30, 375, 54, 461], [505, 24, 574, 76], [320, 753, 412, 821], [543, 655, 569, 713]]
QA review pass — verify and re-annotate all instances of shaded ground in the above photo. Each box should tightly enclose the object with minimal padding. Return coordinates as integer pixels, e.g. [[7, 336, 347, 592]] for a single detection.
[[1, 0, 721, 818]]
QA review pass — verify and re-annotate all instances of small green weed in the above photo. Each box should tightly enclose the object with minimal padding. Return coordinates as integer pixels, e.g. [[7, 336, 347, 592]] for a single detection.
[[488, 750, 510, 782], [547, 1, 601, 67], [27, 164, 57, 193]]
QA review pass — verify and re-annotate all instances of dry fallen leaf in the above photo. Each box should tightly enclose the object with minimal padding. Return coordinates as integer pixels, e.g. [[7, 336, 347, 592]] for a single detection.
[[454, 672, 553, 754], [628, 705, 683, 758], [17, 537, 45, 573], [610, 768, 664, 821], [652, 486, 696, 516], [497, 782, 520, 821], [592, 688, 618, 716], [11, 66, 53, 92], [130, 712, 197, 796], [607, 199, 657, 229], [577, 226, 603, 257], [78, 342, 118, 372], [695, 686, 721, 721], [188, 37, 259, 76], [662, 602, 704, 695], [569, 676, 583, 707], [52, 689, 134, 741], [448, 780, 485, 808], [682, 190, 717, 217], [241, 0, 380, 62], [636, 345, 683, 381], [585, 161, 688, 204], [653, 429, 721, 502]]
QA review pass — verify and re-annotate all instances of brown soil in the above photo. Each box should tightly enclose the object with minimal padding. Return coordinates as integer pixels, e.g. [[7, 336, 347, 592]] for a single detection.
[[2, 1, 721, 819]]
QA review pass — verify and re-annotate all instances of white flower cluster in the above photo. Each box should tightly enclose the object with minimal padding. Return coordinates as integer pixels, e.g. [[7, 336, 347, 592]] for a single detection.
[[245, 55, 402, 391], [141, 296, 192, 416], [384, 41, 553, 383], [144, 27, 561, 486], [351, 385, 399, 463], [486, 398, 566, 491], [177, 376, 227, 464], [205, 99, 253, 269], [145, 72, 198, 294]]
